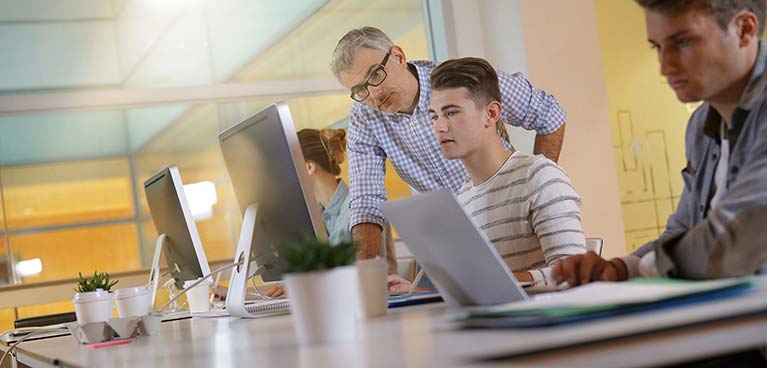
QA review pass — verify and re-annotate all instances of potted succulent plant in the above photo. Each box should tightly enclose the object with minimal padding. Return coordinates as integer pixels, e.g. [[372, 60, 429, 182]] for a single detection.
[[280, 237, 359, 346], [72, 271, 118, 324]]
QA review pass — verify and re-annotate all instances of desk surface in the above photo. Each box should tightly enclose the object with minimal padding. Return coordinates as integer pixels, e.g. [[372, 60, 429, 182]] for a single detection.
[[6, 279, 767, 368]]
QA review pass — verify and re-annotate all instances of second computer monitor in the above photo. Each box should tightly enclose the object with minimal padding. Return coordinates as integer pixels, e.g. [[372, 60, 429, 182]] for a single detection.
[[144, 165, 211, 290], [218, 102, 327, 282]]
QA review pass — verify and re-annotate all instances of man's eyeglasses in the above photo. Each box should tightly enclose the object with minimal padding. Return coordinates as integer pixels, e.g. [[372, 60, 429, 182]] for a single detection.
[[350, 53, 390, 102]]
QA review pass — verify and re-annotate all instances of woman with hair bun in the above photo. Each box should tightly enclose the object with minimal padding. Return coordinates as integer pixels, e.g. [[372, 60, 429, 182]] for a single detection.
[[265, 128, 352, 298], [296, 128, 353, 245]]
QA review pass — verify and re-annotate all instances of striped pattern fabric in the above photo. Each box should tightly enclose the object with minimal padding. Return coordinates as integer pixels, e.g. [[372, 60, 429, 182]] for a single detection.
[[347, 60, 567, 229], [456, 152, 586, 286]]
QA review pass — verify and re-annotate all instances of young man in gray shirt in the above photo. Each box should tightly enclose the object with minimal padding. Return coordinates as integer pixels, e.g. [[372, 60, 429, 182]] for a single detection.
[[553, 0, 767, 285]]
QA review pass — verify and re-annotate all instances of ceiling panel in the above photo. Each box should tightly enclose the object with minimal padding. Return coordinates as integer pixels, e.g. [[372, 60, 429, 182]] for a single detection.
[[0, 22, 121, 90], [0, 111, 128, 166], [0, 0, 114, 22]]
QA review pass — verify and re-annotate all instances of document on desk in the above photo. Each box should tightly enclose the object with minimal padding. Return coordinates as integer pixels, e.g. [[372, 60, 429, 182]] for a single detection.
[[454, 277, 755, 328]]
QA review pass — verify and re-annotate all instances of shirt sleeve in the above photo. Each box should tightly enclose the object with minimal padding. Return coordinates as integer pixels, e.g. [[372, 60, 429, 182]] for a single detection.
[[347, 106, 388, 228], [631, 165, 696, 258], [639, 108, 767, 278], [651, 148, 767, 278], [496, 69, 567, 135], [527, 158, 587, 270]]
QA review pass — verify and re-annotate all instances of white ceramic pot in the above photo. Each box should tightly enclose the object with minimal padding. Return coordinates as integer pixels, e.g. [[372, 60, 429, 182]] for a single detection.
[[72, 289, 113, 323], [284, 265, 359, 346], [114, 286, 150, 318]]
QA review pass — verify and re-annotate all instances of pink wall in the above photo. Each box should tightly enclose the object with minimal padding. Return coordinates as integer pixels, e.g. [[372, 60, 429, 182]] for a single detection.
[[520, 0, 626, 258]]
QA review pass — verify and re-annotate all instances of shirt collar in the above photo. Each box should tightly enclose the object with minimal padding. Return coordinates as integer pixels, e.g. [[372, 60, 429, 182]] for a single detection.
[[702, 41, 767, 139], [393, 62, 431, 117], [322, 179, 348, 216]]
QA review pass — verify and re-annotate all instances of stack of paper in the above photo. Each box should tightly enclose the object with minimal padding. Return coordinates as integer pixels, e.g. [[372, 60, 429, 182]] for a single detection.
[[452, 278, 753, 328]]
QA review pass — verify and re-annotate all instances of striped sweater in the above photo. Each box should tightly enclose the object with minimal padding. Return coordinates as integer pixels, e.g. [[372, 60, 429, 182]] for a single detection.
[[456, 151, 586, 286]]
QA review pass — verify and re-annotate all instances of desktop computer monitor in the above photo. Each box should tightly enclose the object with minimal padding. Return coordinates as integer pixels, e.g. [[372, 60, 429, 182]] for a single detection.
[[143, 166, 211, 294], [219, 102, 328, 317], [219, 102, 327, 286]]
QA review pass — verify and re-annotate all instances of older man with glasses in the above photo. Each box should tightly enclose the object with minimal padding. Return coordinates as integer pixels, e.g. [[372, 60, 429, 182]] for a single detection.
[[331, 27, 569, 290]]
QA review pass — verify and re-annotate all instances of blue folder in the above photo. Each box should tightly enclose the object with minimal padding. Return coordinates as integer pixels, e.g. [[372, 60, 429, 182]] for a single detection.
[[388, 290, 443, 308]]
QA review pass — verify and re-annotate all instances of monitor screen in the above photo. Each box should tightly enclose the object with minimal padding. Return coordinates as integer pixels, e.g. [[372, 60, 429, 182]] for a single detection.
[[218, 102, 327, 282], [144, 166, 211, 289]]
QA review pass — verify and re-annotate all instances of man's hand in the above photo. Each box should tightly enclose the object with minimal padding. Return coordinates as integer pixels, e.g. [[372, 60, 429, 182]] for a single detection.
[[552, 251, 629, 287], [533, 123, 566, 163], [352, 223, 383, 260], [513, 271, 533, 283], [387, 273, 412, 293], [265, 285, 285, 298]]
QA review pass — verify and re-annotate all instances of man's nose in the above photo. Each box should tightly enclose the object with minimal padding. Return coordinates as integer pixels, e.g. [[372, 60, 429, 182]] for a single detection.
[[434, 116, 448, 132]]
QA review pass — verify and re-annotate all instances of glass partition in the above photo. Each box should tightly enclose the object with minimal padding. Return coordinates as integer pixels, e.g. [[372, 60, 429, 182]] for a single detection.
[[0, 0, 429, 333]]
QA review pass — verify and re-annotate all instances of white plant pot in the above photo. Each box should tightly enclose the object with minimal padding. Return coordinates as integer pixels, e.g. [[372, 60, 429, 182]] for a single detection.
[[114, 286, 150, 318], [72, 289, 114, 324], [284, 265, 359, 346]]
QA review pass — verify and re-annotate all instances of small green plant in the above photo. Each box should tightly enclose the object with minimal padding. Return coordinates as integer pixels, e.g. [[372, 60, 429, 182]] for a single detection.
[[280, 235, 357, 274], [75, 271, 118, 293]]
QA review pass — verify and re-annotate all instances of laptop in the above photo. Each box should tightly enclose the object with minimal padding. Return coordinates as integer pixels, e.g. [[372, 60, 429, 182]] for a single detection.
[[381, 189, 528, 307]]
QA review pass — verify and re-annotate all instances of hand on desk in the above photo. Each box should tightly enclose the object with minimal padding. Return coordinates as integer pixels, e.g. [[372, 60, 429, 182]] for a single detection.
[[513, 271, 533, 283], [387, 274, 412, 293], [265, 285, 286, 298], [551, 251, 628, 287]]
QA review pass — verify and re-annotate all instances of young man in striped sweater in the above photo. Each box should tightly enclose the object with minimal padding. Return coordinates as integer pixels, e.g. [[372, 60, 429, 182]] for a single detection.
[[428, 57, 586, 287]]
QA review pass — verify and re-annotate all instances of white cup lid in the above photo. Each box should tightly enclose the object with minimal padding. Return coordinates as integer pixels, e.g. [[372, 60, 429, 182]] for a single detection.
[[114, 286, 148, 299], [183, 278, 212, 289], [72, 289, 112, 303]]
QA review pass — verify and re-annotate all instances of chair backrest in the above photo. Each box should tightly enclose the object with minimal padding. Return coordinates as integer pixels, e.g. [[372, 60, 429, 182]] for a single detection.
[[586, 237, 604, 256]]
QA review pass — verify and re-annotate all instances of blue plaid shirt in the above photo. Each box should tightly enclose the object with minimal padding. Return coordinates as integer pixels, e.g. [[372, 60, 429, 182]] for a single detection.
[[347, 60, 567, 228]]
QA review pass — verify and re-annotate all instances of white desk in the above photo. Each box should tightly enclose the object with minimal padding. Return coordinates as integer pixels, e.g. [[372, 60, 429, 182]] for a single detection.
[[4, 280, 767, 368]]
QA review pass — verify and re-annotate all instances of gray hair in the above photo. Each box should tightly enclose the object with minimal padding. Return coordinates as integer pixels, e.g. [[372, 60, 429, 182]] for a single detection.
[[330, 27, 394, 80]]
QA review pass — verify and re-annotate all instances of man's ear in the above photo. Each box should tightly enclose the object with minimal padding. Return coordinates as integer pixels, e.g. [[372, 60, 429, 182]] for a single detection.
[[485, 100, 502, 129], [734, 11, 759, 47], [306, 161, 316, 175], [390, 45, 407, 65]]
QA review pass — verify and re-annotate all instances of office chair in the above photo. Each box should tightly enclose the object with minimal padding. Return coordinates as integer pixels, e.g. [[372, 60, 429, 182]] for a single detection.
[[586, 237, 604, 256]]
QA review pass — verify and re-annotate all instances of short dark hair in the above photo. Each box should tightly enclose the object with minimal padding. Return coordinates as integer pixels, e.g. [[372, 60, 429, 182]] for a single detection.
[[430, 57, 510, 141], [431, 57, 502, 108], [635, 0, 765, 35]]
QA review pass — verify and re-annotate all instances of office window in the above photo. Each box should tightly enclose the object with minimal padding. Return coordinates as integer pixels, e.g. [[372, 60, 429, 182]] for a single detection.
[[0, 188, 8, 285], [0, 0, 429, 330], [2, 159, 135, 230], [0, 0, 428, 282], [0, 308, 14, 335], [0, 233, 7, 286], [9, 223, 141, 283], [131, 94, 367, 265], [0, 159, 140, 284]]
